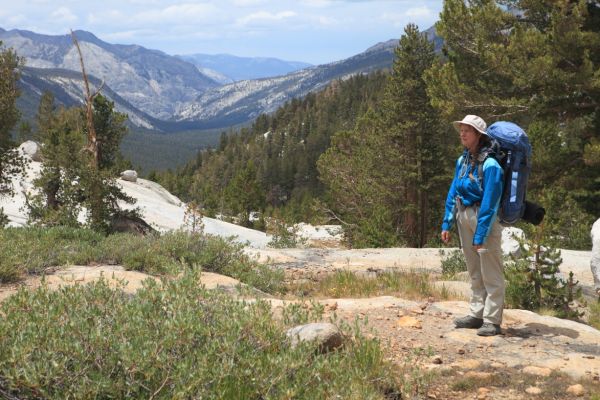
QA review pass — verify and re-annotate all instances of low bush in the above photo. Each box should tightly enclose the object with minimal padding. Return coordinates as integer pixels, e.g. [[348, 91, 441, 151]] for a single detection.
[[439, 249, 467, 278], [0, 226, 105, 282], [0, 227, 283, 293], [0, 272, 401, 399]]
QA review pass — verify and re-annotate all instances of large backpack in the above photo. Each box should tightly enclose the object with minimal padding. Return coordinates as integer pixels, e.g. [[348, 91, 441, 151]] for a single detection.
[[482, 121, 533, 225]]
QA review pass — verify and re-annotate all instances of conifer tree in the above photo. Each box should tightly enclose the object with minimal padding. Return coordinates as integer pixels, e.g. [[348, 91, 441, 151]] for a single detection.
[[29, 106, 86, 226], [378, 23, 451, 247], [223, 160, 263, 227], [318, 24, 450, 247], [29, 94, 135, 231], [0, 42, 25, 224], [425, 0, 600, 225], [80, 95, 136, 232], [505, 225, 583, 319]]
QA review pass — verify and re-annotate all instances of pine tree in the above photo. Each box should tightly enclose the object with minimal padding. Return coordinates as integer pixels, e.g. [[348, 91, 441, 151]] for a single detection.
[[29, 106, 86, 226], [0, 42, 25, 218], [29, 94, 135, 231], [93, 95, 128, 172], [379, 23, 451, 247], [505, 225, 583, 319], [318, 24, 450, 247], [223, 160, 263, 227], [81, 95, 136, 232], [425, 0, 600, 225]]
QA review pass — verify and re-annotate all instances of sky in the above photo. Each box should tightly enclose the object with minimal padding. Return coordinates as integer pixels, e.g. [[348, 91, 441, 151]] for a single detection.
[[0, 0, 443, 65]]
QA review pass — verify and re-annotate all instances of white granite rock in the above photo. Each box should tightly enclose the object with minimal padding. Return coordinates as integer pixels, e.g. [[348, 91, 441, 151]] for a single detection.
[[502, 226, 524, 257], [19, 140, 42, 162], [286, 322, 343, 353], [120, 170, 138, 182]]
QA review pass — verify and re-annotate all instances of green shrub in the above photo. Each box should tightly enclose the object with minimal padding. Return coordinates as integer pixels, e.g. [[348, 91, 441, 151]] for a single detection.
[[0, 226, 105, 282], [439, 249, 467, 278], [0, 272, 401, 399], [0, 227, 284, 293], [267, 219, 306, 248]]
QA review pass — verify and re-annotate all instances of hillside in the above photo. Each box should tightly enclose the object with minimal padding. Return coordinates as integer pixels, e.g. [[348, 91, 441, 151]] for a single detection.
[[1, 28, 218, 119], [152, 71, 389, 219]]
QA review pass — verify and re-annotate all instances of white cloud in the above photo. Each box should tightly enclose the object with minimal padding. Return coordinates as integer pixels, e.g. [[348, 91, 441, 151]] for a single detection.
[[316, 15, 338, 26], [380, 12, 406, 27], [133, 3, 221, 24], [236, 10, 297, 26], [87, 10, 126, 25], [51, 7, 78, 23], [102, 29, 159, 41], [299, 0, 334, 8], [405, 6, 433, 18], [232, 0, 268, 6]]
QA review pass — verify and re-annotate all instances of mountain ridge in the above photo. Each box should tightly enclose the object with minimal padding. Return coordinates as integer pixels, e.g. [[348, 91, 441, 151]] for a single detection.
[[1, 27, 218, 119], [178, 53, 312, 83]]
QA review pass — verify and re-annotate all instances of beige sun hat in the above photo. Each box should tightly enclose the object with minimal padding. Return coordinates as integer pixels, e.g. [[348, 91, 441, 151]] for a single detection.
[[453, 115, 488, 135]]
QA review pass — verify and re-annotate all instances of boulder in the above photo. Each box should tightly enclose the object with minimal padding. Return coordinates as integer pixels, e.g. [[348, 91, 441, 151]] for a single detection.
[[121, 170, 138, 182], [286, 322, 343, 353], [591, 218, 600, 293], [19, 140, 42, 162]]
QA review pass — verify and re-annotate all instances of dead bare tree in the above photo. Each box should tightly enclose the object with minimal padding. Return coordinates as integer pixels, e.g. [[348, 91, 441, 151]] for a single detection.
[[70, 30, 104, 169]]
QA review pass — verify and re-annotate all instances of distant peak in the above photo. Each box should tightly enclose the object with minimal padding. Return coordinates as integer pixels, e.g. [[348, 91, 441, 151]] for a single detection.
[[364, 39, 399, 53], [69, 29, 102, 44]]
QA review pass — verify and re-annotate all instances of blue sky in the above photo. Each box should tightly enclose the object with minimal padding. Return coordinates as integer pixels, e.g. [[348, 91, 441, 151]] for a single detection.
[[0, 0, 443, 64]]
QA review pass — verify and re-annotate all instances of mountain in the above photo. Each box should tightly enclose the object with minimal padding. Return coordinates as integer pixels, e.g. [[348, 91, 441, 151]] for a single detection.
[[174, 27, 442, 128], [173, 39, 397, 127], [5, 26, 442, 132], [1, 28, 218, 120], [177, 53, 312, 83], [18, 67, 160, 130], [17, 66, 220, 133]]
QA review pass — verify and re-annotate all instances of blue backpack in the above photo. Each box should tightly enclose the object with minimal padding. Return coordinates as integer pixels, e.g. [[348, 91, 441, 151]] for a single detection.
[[482, 121, 533, 225]]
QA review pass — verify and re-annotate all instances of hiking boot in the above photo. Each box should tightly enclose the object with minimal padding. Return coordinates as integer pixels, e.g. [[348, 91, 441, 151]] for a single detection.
[[477, 323, 502, 336], [454, 315, 483, 329]]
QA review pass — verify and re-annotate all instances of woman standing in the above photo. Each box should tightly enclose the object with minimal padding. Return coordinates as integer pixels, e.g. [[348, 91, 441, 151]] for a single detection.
[[441, 115, 504, 336]]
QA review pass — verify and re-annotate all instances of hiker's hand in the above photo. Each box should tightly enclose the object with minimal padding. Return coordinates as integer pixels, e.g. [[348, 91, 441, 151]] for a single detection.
[[474, 245, 483, 251], [441, 231, 450, 244]]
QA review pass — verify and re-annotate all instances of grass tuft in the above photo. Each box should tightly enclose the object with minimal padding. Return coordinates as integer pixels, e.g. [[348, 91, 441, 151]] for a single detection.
[[288, 269, 454, 301]]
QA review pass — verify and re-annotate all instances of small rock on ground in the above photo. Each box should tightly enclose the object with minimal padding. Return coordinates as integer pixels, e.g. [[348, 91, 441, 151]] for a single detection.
[[566, 384, 585, 396]]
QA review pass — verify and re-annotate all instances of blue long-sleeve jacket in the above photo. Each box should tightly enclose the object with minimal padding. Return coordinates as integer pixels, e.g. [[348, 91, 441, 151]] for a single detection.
[[441, 152, 504, 246]]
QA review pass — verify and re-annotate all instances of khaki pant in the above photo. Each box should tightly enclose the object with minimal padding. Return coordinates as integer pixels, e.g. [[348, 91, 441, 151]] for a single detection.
[[456, 206, 505, 325]]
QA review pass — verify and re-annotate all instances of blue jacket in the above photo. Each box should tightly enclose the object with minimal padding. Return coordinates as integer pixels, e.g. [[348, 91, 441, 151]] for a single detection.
[[442, 152, 504, 246]]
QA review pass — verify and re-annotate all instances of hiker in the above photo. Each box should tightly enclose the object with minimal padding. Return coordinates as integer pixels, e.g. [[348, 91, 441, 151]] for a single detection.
[[441, 115, 505, 336]]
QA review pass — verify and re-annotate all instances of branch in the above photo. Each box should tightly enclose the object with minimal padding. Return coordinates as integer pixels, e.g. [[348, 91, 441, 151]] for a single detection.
[[319, 205, 357, 227], [92, 80, 105, 99]]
